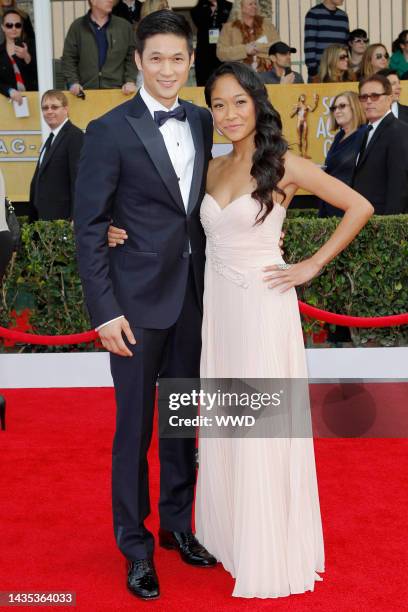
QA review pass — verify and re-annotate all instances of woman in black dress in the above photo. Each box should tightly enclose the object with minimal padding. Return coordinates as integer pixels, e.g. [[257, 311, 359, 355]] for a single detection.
[[319, 91, 367, 217], [0, 8, 37, 104]]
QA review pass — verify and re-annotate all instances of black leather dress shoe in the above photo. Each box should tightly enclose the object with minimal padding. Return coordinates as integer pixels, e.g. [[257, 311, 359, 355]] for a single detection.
[[159, 529, 217, 567], [127, 559, 160, 600]]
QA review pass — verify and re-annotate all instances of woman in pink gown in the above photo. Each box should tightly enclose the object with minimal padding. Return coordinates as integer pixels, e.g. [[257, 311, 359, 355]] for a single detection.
[[195, 62, 373, 598]]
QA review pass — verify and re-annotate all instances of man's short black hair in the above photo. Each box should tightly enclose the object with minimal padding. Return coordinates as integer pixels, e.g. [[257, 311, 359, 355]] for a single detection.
[[377, 68, 399, 79], [348, 28, 368, 43], [136, 10, 194, 56]]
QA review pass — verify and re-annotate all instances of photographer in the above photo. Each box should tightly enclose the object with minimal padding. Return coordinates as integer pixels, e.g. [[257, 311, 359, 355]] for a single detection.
[[0, 8, 37, 104]]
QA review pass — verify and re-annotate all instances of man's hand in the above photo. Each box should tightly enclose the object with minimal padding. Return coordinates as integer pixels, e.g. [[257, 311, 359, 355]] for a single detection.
[[69, 83, 84, 96], [122, 82, 136, 95], [9, 89, 23, 105], [98, 317, 136, 357], [108, 225, 128, 247]]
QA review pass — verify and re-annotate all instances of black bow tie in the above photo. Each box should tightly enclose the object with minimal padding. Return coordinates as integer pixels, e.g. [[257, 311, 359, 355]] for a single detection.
[[154, 106, 186, 127]]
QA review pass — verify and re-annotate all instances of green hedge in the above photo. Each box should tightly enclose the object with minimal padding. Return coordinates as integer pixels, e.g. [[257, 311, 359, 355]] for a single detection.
[[0, 217, 407, 352]]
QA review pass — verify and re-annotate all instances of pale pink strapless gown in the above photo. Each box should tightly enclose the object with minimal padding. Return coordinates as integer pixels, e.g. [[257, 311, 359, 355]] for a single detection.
[[195, 193, 325, 598]]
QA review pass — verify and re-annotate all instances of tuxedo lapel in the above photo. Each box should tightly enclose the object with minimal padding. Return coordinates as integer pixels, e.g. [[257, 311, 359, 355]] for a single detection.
[[358, 113, 395, 169], [38, 121, 70, 176], [181, 101, 205, 214], [125, 93, 185, 213]]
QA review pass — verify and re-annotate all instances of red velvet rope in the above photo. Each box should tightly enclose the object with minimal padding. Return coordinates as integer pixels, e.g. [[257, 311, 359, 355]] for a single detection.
[[0, 327, 98, 345], [298, 302, 408, 328], [0, 302, 407, 345]]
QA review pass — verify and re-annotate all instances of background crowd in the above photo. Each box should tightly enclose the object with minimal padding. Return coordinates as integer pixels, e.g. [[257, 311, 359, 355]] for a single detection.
[[1, 0, 408, 220]]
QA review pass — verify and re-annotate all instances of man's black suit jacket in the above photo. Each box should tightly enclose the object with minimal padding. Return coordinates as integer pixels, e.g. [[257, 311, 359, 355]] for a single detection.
[[397, 102, 408, 124], [352, 113, 408, 214], [29, 120, 84, 221], [74, 93, 213, 330]]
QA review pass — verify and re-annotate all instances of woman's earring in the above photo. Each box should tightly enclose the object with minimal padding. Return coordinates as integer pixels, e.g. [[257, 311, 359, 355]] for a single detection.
[[211, 112, 223, 136]]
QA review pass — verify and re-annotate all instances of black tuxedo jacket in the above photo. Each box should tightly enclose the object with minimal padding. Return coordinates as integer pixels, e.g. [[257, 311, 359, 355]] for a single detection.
[[397, 102, 408, 124], [352, 113, 408, 214], [74, 93, 213, 329], [29, 120, 84, 221]]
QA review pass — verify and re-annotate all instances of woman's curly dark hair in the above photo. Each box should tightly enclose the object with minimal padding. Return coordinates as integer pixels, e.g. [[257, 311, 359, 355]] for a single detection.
[[204, 62, 288, 224]]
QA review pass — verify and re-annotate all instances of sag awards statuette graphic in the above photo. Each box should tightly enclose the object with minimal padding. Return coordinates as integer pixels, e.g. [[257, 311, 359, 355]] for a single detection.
[[290, 93, 320, 159]]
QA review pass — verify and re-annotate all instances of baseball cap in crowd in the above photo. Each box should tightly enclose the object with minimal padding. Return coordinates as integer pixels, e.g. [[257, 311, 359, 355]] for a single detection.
[[269, 42, 297, 55]]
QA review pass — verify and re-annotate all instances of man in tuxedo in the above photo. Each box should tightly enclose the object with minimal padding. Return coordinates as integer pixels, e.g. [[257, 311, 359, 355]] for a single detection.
[[352, 74, 408, 214], [377, 68, 408, 124], [28, 90, 84, 221], [74, 11, 216, 600]]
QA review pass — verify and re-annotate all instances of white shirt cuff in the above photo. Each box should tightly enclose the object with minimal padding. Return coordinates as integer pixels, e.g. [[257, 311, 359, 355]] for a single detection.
[[95, 315, 125, 332]]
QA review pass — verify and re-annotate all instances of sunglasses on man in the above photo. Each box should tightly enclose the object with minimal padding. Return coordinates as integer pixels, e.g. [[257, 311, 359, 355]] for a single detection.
[[4, 22, 22, 29], [352, 38, 369, 44], [41, 104, 64, 111], [358, 93, 388, 102]]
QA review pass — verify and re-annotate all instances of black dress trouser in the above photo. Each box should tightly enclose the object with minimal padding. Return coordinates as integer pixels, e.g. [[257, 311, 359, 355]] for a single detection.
[[110, 262, 202, 561]]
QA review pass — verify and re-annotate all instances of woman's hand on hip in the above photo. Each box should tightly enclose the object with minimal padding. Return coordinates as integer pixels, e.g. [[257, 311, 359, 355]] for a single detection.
[[263, 258, 322, 293]]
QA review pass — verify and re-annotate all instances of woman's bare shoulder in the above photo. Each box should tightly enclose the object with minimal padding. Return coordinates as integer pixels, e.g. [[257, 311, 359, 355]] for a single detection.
[[207, 155, 230, 191], [208, 155, 229, 176], [209, 154, 230, 167]]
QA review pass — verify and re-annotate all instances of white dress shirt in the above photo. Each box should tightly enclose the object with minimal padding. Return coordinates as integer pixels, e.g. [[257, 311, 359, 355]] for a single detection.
[[140, 85, 195, 210], [97, 87, 196, 332], [39, 118, 69, 165], [391, 101, 399, 119]]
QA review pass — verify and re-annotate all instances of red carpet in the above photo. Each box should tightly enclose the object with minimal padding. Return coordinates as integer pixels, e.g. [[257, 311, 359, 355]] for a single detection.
[[1, 388, 407, 611]]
